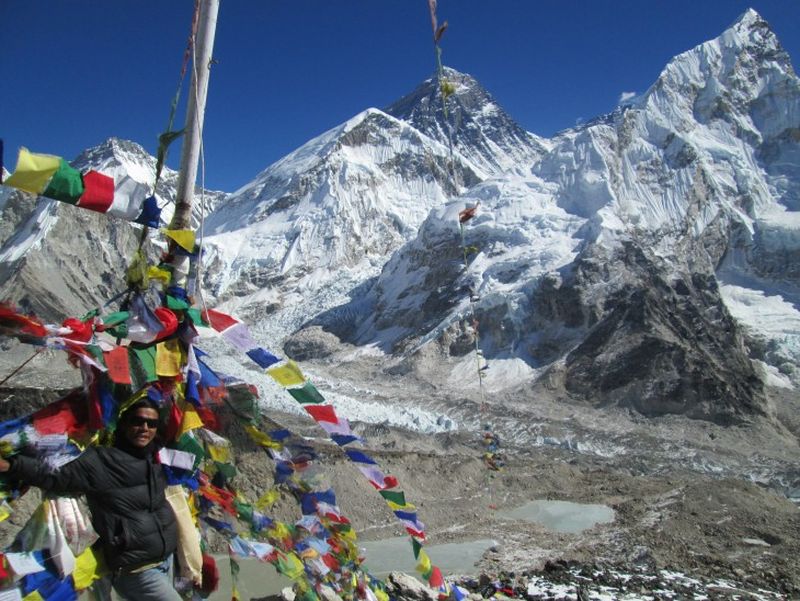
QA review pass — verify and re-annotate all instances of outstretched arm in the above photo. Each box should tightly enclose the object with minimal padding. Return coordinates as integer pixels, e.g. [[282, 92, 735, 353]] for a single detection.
[[0, 449, 100, 495]]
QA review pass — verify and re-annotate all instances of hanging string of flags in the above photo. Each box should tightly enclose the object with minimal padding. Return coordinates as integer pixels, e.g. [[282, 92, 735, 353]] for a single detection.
[[425, 3, 494, 464], [1, 147, 162, 227], [200, 308, 444, 586], [0, 283, 449, 599], [0, 301, 394, 601]]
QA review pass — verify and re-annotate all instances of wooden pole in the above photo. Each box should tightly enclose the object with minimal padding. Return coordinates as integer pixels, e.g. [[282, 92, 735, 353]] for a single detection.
[[169, 0, 219, 286]]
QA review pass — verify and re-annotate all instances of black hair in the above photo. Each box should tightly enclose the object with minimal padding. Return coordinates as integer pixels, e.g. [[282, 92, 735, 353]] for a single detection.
[[119, 399, 161, 425]]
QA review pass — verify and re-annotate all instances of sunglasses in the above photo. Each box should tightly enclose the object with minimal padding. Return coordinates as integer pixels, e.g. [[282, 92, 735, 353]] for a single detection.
[[128, 416, 159, 429]]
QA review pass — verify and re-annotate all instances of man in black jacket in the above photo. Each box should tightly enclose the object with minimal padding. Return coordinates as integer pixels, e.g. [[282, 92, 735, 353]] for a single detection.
[[0, 400, 181, 600]]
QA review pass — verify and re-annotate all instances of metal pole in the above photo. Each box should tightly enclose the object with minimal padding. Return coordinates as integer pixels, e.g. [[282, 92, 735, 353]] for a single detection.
[[169, 0, 219, 285]]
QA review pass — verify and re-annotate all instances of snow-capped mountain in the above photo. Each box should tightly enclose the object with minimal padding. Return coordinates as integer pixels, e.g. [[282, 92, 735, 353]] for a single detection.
[[296, 9, 799, 424], [200, 108, 482, 305], [384, 67, 550, 176], [1, 9, 797, 427], [0, 138, 226, 318]]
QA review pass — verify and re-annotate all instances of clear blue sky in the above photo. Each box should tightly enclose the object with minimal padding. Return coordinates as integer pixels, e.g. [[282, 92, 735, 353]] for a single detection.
[[2, 1, 798, 193]]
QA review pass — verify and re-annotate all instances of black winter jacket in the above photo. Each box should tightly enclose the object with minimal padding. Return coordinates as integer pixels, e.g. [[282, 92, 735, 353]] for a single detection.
[[8, 443, 177, 571]]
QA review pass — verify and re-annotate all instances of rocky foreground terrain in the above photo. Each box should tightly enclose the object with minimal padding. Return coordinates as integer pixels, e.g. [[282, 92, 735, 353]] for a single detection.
[[2, 374, 798, 600]]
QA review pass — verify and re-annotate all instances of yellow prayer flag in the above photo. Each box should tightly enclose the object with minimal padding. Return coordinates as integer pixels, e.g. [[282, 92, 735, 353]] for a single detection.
[[244, 425, 282, 449], [0, 501, 11, 522], [266, 360, 306, 388], [156, 339, 183, 377], [72, 546, 102, 589], [374, 589, 390, 601], [386, 500, 416, 512], [22, 593, 44, 601], [5, 147, 61, 194], [416, 549, 431, 574], [340, 528, 357, 543], [147, 266, 172, 284], [282, 556, 305, 579], [163, 229, 196, 252], [178, 405, 204, 437], [206, 443, 231, 464], [269, 522, 292, 541], [255, 488, 280, 511]]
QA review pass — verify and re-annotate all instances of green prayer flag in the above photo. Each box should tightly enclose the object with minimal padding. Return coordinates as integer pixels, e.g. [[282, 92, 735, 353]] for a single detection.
[[186, 308, 206, 326], [166, 295, 190, 310], [411, 538, 422, 559], [229, 556, 240, 577], [86, 344, 105, 364], [176, 433, 205, 468], [227, 384, 257, 422], [132, 347, 158, 383], [233, 499, 253, 524], [102, 311, 130, 327], [43, 159, 84, 204], [287, 382, 326, 405], [379, 490, 406, 506], [215, 461, 237, 480]]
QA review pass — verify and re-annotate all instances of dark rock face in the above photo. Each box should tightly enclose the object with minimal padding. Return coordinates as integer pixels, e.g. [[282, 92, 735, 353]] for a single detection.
[[562, 241, 765, 425], [385, 67, 546, 175]]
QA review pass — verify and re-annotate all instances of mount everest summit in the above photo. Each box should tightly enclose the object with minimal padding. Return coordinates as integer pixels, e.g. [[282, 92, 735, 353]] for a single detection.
[[1, 9, 799, 428]]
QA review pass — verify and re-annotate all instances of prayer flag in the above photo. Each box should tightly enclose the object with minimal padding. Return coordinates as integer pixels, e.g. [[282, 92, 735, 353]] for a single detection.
[[266, 361, 305, 387], [428, 566, 444, 589], [103, 347, 131, 384], [131, 347, 158, 383], [458, 204, 478, 223], [317, 416, 354, 438], [109, 176, 150, 221], [415, 549, 431, 574], [303, 404, 337, 424], [42, 159, 83, 204], [158, 448, 197, 471], [221, 323, 257, 352], [275, 553, 304, 580], [164, 229, 196, 252], [379, 490, 406, 506], [206, 444, 231, 464], [201, 309, 238, 333], [178, 406, 204, 437], [245, 348, 279, 368], [78, 170, 114, 213], [4, 148, 60, 194], [287, 382, 325, 405], [244, 425, 282, 450], [344, 449, 377, 465], [156, 339, 183, 377], [356, 464, 386, 487], [134, 195, 161, 227]]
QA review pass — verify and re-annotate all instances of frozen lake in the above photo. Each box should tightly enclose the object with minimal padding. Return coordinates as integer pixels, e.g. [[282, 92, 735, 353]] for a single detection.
[[500, 499, 615, 533]]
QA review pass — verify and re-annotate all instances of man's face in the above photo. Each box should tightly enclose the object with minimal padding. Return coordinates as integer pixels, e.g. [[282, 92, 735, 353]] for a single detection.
[[123, 407, 160, 448]]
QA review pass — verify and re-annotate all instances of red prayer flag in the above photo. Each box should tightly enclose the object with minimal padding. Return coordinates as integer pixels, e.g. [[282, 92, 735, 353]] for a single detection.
[[405, 526, 425, 539], [78, 170, 115, 213], [32, 390, 89, 437], [164, 400, 183, 443], [458, 205, 478, 223], [0, 553, 9, 580], [104, 346, 132, 384], [303, 404, 338, 424], [201, 309, 239, 333], [429, 566, 444, 589], [0, 304, 48, 338], [383, 475, 399, 489], [321, 554, 339, 571]]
